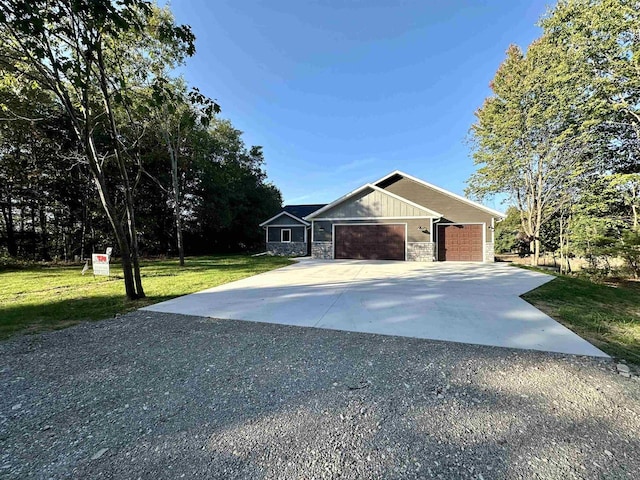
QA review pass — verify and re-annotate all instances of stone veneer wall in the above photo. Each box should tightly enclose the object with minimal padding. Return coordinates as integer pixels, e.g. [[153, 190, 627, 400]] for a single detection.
[[312, 242, 333, 260], [267, 242, 307, 257], [406, 242, 435, 262], [310, 240, 494, 262], [484, 242, 495, 262]]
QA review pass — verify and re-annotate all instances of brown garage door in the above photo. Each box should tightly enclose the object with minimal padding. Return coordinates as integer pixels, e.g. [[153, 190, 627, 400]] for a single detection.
[[335, 224, 405, 260], [437, 224, 483, 261]]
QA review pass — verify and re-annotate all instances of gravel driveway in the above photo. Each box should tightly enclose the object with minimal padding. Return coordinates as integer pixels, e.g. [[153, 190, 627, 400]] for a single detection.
[[1, 311, 639, 479]]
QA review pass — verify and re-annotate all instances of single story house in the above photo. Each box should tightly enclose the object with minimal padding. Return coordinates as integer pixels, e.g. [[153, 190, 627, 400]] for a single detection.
[[259, 204, 326, 257], [260, 170, 505, 262]]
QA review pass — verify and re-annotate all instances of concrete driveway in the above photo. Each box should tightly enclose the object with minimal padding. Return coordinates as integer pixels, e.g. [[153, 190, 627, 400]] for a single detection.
[[144, 260, 607, 357]]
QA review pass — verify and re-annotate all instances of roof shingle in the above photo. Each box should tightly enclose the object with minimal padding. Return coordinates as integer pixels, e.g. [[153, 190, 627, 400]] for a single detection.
[[282, 204, 326, 220]]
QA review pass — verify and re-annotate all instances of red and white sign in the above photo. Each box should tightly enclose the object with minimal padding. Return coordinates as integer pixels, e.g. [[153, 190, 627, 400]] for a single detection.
[[92, 253, 110, 276]]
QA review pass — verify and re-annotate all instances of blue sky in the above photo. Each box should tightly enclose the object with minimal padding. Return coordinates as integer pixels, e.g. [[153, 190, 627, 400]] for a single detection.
[[168, 0, 548, 209]]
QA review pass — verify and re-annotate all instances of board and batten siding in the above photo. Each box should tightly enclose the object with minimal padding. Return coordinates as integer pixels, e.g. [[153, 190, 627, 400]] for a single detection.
[[380, 176, 495, 241], [267, 226, 305, 242], [267, 214, 307, 226], [317, 187, 429, 219]]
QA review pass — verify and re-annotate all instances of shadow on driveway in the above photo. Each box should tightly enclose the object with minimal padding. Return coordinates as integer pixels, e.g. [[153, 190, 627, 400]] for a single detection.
[[0, 311, 637, 479], [144, 260, 607, 357]]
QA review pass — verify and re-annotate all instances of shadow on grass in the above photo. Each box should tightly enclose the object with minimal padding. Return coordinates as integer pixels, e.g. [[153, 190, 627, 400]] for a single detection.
[[1, 255, 294, 339], [139, 257, 292, 273], [0, 294, 176, 340]]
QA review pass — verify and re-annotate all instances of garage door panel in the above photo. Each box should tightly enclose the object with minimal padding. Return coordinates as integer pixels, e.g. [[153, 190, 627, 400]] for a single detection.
[[335, 224, 405, 260], [438, 224, 483, 262]]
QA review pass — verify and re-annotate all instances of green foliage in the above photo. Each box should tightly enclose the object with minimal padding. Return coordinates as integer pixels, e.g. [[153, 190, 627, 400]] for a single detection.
[[187, 119, 283, 252], [0, 0, 204, 298], [0, 1, 282, 267], [615, 231, 640, 278], [494, 207, 521, 253], [468, 35, 594, 265], [469, 0, 640, 276], [541, 0, 640, 174]]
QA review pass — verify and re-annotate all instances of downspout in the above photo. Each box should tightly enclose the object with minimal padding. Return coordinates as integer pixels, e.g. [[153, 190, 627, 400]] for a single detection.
[[432, 216, 443, 261]]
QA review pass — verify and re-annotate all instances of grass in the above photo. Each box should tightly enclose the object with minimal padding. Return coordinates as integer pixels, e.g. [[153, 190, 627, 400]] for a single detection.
[[0, 255, 293, 340], [4, 254, 638, 366], [521, 270, 640, 365]]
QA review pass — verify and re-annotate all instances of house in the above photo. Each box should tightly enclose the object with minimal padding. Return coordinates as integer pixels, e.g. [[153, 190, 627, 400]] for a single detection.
[[260, 204, 326, 257], [260, 171, 505, 262]]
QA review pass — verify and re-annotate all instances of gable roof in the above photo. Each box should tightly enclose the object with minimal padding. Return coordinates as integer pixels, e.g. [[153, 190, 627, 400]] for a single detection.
[[283, 204, 326, 219], [259, 204, 326, 227], [259, 210, 311, 227], [374, 170, 506, 218], [304, 183, 443, 220]]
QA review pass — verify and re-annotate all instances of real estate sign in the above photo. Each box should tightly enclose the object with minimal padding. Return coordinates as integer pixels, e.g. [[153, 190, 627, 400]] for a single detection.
[[92, 253, 110, 277]]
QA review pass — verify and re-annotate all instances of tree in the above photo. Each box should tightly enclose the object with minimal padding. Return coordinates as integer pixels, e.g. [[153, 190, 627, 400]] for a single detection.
[[493, 207, 521, 254], [0, 0, 195, 298], [0, 68, 83, 260], [607, 174, 640, 231], [149, 79, 219, 266], [542, 0, 640, 176], [468, 36, 595, 266], [188, 119, 282, 253]]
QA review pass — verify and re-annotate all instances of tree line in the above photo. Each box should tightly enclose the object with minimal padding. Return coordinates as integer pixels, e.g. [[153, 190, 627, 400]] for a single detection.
[[0, 0, 282, 298], [468, 0, 640, 276]]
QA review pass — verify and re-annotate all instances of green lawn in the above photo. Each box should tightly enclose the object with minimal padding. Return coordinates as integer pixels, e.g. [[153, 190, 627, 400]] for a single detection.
[[0, 255, 293, 339], [521, 273, 640, 365]]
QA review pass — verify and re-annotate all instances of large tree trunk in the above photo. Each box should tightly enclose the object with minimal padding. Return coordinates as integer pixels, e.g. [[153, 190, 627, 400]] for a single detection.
[[531, 170, 544, 267], [0, 200, 17, 257], [532, 209, 542, 267], [85, 138, 138, 299], [532, 235, 540, 267], [30, 201, 37, 259], [36, 39, 140, 299], [165, 132, 185, 266], [559, 211, 565, 274], [96, 43, 145, 298], [80, 192, 87, 261], [38, 201, 50, 261], [172, 157, 185, 267]]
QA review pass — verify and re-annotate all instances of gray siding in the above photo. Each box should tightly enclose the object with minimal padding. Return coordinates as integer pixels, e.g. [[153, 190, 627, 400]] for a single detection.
[[317, 187, 429, 219], [267, 226, 305, 242], [313, 221, 333, 242], [382, 176, 495, 240], [267, 214, 306, 226]]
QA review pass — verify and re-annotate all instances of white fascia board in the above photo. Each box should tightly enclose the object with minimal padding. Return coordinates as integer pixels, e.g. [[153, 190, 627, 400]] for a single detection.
[[259, 210, 310, 227], [313, 216, 436, 220], [374, 170, 506, 218]]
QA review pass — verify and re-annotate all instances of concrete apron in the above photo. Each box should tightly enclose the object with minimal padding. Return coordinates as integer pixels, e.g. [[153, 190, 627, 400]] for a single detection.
[[143, 259, 609, 358]]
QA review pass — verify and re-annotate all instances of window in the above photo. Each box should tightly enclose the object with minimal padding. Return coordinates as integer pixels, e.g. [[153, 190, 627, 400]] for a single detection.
[[281, 229, 291, 243]]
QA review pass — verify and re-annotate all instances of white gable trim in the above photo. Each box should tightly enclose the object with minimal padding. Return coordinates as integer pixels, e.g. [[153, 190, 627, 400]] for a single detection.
[[304, 183, 442, 220], [374, 170, 506, 218], [259, 210, 310, 227]]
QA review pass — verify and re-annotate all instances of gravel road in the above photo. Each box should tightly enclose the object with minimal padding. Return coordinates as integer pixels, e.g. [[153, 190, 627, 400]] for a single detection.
[[1, 311, 639, 479]]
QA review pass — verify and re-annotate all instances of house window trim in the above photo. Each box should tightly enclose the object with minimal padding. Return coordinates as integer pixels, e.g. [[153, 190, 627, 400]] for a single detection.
[[281, 228, 292, 243]]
